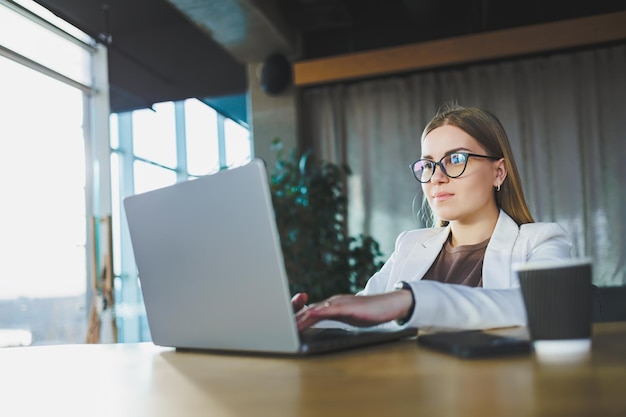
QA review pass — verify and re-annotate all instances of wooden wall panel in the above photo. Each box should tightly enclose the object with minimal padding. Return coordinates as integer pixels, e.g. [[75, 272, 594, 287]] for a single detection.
[[294, 11, 626, 86]]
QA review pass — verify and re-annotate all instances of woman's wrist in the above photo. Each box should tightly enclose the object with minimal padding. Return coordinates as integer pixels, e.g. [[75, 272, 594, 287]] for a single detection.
[[393, 281, 416, 325]]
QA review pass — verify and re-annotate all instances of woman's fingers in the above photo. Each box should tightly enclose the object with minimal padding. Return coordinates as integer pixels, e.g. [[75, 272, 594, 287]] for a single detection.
[[295, 295, 360, 331], [291, 292, 309, 313], [295, 292, 411, 331]]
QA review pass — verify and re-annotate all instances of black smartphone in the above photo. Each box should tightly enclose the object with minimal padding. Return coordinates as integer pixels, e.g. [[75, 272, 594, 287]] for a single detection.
[[417, 330, 531, 359]]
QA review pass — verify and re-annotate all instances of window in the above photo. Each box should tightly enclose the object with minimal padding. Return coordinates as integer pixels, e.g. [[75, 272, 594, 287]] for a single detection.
[[0, 0, 251, 346], [110, 98, 251, 342], [0, 0, 102, 346], [185, 98, 220, 176]]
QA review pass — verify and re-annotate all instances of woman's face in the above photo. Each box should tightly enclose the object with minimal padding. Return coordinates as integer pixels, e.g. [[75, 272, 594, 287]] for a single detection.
[[421, 125, 504, 225]]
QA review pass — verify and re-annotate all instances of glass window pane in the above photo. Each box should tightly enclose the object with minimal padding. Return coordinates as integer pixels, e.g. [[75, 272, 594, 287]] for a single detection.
[[132, 102, 177, 168], [133, 161, 177, 195], [109, 113, 119, 149], [225, 118, 252, 168], [0, 1, 91, 86], [184, 98, 219, 176], [0, 55, 87, 345], [11, 0, 92, 42]]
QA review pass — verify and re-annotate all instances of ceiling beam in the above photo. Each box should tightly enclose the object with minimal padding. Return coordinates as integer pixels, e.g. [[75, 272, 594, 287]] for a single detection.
[[294, 11, 626, 86], [166, 0, 296, 63]]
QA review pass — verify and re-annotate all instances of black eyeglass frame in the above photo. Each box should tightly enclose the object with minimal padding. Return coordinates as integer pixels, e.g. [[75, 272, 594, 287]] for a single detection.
[[409, 152, 500, 183]]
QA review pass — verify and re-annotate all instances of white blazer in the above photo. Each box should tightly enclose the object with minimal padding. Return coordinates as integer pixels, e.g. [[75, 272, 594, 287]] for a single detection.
[[359, 210, 573, 330]]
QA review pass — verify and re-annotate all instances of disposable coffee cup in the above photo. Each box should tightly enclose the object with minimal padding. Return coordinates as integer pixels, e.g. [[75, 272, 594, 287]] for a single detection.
[[514, 258, 593, 363]]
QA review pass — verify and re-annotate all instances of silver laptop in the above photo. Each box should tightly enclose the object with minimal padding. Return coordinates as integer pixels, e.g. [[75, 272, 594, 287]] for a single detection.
[[123, 158, 416, 355]]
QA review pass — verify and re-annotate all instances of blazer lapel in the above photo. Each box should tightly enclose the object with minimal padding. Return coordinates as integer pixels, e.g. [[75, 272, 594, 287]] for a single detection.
[[396, 226, 450, 285], [483, 210, 520, 288]]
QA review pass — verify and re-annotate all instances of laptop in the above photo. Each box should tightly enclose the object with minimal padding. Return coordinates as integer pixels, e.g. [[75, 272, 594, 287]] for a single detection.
[[123, 158, 416, 355]]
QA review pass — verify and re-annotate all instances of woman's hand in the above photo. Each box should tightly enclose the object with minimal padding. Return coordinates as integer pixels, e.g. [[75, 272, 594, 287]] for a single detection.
[[291, 292, 309, 313], [294, 291, 414, 332]]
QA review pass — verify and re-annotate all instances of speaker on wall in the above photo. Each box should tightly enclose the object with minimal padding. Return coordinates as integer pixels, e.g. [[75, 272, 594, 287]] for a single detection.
[[260, 53, 292, 96]]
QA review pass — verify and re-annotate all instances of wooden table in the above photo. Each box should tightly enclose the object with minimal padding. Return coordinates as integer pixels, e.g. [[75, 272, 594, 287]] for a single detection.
[[1, 322, 625, 417]]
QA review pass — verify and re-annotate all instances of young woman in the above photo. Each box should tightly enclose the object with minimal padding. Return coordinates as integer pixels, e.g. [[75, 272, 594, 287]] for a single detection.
[[293, 104, 573, 331]]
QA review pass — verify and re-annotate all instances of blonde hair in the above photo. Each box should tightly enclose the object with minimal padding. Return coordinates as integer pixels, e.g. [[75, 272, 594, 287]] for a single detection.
[[421, 103, 534, 227]]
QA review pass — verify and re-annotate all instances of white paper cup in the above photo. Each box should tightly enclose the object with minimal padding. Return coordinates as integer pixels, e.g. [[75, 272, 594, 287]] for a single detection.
[[532, 339, 591, 363]]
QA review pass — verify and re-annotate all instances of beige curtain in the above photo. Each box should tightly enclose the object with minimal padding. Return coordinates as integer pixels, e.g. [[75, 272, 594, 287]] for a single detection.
[[301, 43, 626, 286]]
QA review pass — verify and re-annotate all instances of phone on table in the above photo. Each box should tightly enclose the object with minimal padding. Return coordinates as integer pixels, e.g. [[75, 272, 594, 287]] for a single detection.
[[417, 330, 531, 359]]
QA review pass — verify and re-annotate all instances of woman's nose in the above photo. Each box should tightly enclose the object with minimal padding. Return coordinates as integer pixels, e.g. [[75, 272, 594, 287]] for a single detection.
[[430, 164, 448, 184]]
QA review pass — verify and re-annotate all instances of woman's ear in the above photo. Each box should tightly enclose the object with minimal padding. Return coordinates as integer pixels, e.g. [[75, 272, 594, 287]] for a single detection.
[[495, 158, 508, 187]]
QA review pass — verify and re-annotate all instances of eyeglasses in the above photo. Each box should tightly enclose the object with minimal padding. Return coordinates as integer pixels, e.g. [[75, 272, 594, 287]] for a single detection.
[[409, 152, 499, 183]]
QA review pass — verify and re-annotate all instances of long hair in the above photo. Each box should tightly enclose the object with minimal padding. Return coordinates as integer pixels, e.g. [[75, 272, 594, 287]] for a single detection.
[[420, 103, 534, 227]]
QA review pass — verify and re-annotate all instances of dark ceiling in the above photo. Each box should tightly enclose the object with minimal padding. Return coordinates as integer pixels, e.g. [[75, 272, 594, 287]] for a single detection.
[[32, 0, 248, 113], [31, 0, 626, 113], [286, 0, 626, 59]]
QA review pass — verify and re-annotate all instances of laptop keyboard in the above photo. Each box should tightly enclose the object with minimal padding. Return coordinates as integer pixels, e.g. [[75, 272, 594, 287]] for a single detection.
[[300, 328, 360, 342]]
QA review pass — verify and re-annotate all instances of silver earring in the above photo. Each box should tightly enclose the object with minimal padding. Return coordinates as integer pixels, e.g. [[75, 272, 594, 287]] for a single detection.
[[496, 183, 501, 192]]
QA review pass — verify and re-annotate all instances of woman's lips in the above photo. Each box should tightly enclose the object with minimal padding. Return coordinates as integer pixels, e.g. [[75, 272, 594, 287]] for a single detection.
[[432, 192, 453, 202]]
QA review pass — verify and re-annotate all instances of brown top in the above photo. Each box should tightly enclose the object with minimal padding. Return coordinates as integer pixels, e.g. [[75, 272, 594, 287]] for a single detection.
[[421, 236, 489, 287]]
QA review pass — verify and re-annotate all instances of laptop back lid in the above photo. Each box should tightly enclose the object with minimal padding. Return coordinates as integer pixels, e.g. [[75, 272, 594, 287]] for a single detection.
[[123, 159, 302, 354]]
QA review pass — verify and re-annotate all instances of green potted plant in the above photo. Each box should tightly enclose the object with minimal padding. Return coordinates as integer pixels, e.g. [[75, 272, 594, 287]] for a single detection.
[[269, 139, 384, 302]]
